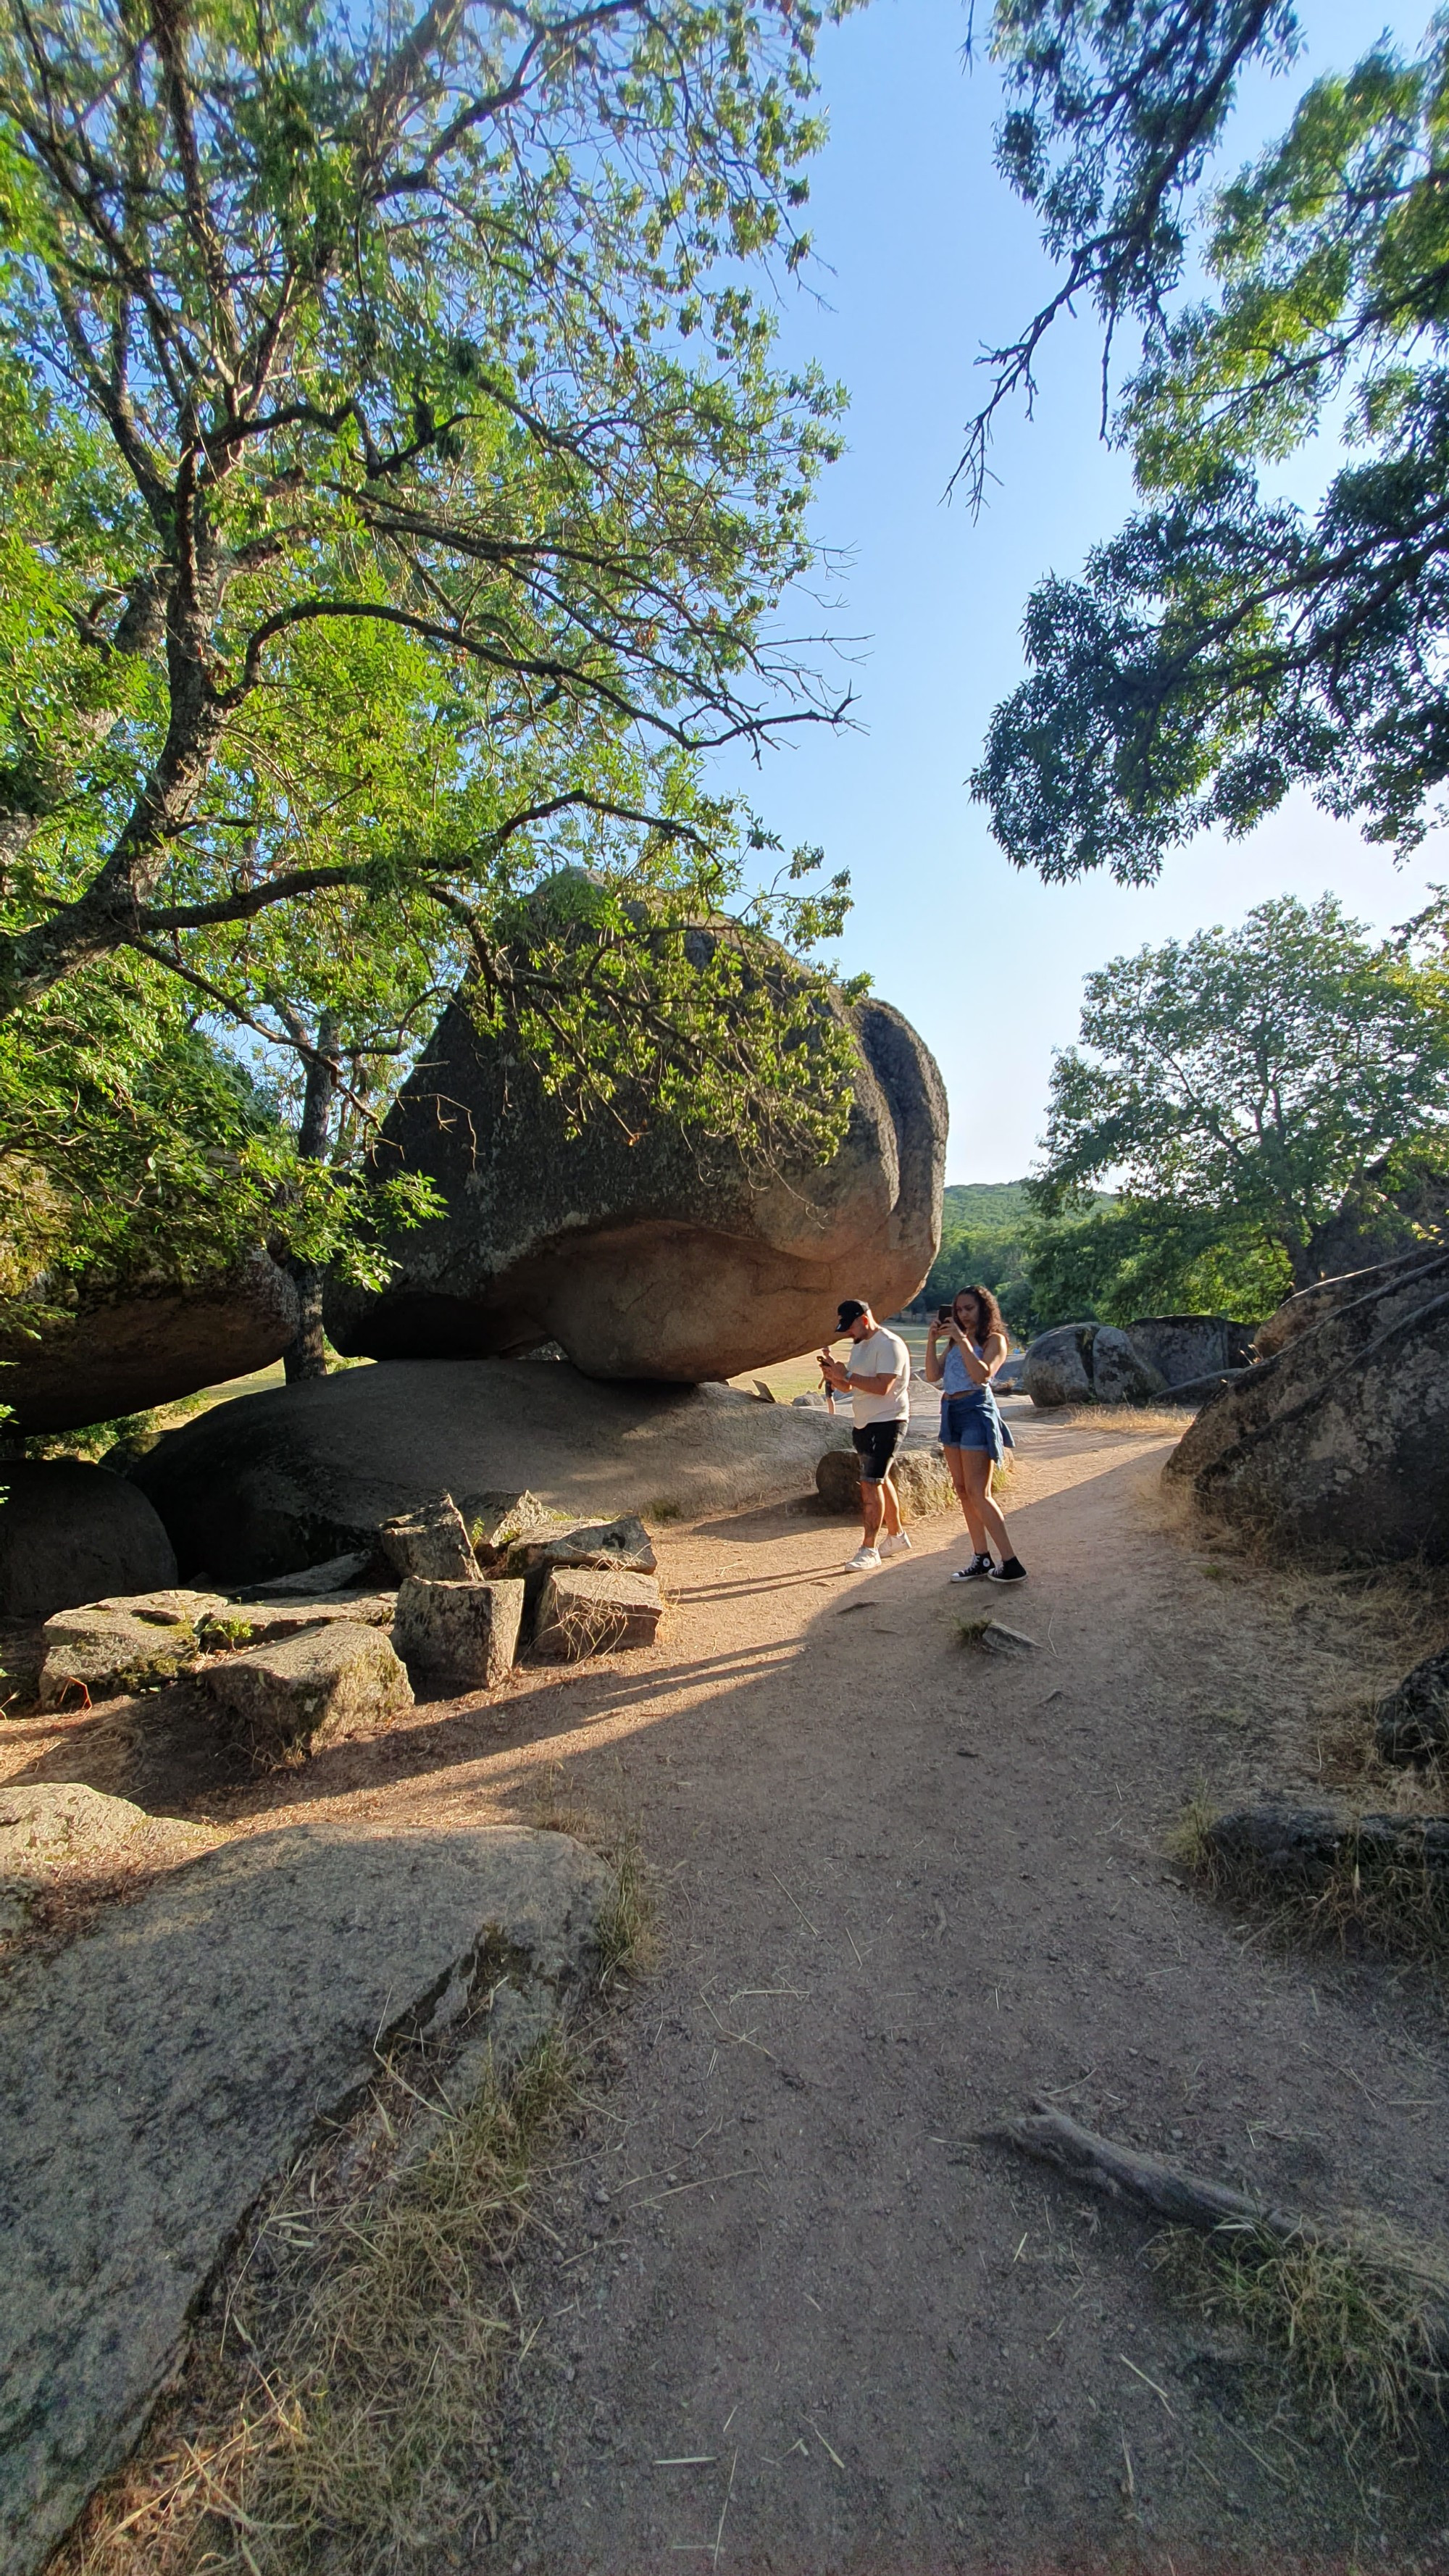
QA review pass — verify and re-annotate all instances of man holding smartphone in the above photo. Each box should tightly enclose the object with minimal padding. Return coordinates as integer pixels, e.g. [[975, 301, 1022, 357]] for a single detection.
[[818, 1299, 912, 1572]]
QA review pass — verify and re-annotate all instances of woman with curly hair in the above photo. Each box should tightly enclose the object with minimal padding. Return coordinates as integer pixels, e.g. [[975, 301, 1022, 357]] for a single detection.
[[924, 1284, 1027, 1583]]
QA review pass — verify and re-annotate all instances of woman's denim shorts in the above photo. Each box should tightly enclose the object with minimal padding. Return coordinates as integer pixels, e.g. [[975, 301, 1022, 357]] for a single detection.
[[940, 1395, 1001, 1455]]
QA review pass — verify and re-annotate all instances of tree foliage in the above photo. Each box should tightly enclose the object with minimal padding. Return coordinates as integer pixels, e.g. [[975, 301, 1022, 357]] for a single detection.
[[0, 0, 863, 1301], [1037, 894, 1449, 1293], [973, 5, 1449, 876]]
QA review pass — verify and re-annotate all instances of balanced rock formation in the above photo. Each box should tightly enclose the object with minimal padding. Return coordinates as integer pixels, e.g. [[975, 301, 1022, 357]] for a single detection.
[[324, 989, 945, 1382], [133, 1357, 832, 1583], [0, 1249, 298, 1435], [0, 1462, 178, 1620], [1022, 1323, 1166, 1409], [1165, 1249, 1449, 1559]]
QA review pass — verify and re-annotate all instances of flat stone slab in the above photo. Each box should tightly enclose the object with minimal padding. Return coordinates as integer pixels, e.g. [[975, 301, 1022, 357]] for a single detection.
[[0, 1821, 610, 2576], [0, 1784, 217, 1936], [38, 1605, 206, 1710], [197, 1593, 398, 1648]]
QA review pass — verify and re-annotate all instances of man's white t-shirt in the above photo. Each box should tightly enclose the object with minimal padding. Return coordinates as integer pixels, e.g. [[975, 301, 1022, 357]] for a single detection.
[[848, 1327, 911, 1425]]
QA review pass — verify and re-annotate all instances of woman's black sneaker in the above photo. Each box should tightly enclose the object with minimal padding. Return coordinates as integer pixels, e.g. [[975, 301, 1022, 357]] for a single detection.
[[949, 1554, 994, 1583], [987, 1556, 1027, 1583]]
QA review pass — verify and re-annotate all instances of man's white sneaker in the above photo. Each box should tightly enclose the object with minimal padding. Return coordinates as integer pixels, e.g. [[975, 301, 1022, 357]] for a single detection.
[[845, 1546, 881, 1572], [880, 1531, 913, 1557]]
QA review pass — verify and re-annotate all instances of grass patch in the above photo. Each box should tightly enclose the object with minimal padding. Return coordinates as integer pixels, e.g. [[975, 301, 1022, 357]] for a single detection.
[[648, 1496, 682, 1523], [525, 1764, 659, 1985], [1154, 2219, 1449, 2441], [57, 2029, 577, 2576]]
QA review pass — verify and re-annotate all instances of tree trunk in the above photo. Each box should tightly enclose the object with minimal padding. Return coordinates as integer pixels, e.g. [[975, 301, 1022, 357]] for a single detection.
[[283, 1012, 340, 1385]]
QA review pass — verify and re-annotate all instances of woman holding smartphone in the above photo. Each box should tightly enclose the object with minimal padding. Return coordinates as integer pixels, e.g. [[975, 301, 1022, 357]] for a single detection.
[[924, 1285, 1027, 1583]]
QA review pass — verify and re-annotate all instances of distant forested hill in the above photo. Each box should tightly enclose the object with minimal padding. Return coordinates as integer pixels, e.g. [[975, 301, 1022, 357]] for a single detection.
[[940, 1181, 1036, 1233]]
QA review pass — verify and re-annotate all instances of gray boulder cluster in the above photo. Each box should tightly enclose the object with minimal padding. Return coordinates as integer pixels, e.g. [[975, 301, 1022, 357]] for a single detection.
[[25, 1491, 664, 1775], [1021, 1313, 1258, 1410]]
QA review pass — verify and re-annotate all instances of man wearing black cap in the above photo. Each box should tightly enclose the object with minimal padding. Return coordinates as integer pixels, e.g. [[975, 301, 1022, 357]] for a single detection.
[[818, 1299, 911, 1572]]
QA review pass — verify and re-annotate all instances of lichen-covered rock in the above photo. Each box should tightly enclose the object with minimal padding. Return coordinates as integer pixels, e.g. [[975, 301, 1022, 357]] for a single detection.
[[0, 1462, 178, 1620], [377, 1494, 478, 1583], [533, 1567, 663, 1659], [0, 1821, 610, 2575], [197, 1595, 398, 1650], [1166, 1248, 1449, 1559], [1375, 1649, 1449, 1765], [0, 1249, 298, 1435], [1022, 1325, 1095, 1408], [813, 1445, 957, 1517], [1089, 1327, 1166, 1406], [324, 986, 945, 1383], [1023, 1322, 1166, 1409], [38, 1604, 204, 1710], [199, 1622, 414, 1765], [1124, 1315, 1257, 1388], [0, 1784, 217, 1936], [393, 1576, 524, 1686], [504, 1512, 657, 1584], [464, 1491, 560, 1567]]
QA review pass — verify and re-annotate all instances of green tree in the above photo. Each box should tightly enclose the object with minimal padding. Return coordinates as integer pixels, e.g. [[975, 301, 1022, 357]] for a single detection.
[[0, 0, 867, 1322], [1036, 894, 1449, 1293], [973, 12, 1449, 878], [0, 0, 859, 1104]]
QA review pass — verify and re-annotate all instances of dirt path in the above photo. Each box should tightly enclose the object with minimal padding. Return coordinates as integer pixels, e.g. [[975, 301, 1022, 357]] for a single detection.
[[485, 1418, 1449, 2575], [8, 1413, 1449, 2569]]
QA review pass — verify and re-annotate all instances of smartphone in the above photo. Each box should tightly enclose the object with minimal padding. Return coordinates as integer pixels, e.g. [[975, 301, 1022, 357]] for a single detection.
[[936, 1305, 953, 1325]]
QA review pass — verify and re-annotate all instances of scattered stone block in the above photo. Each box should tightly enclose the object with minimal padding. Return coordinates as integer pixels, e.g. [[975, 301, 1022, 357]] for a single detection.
[[0, 1784, 217, 1937], [463, 1491, 560, 1567], [38, 1605, 204, 1710], [393, 1577, 524, 1687], [814, 1445, 956, 1517], [198, 1622, 413, 1766], [377, 1493, 479, 1583], [533, 1567, 662, 1661], [0, 1821, 611, 2575]]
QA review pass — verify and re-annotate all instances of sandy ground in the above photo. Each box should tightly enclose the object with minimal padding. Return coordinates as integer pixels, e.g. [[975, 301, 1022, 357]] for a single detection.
[[7, 1407, 1449, 2572]]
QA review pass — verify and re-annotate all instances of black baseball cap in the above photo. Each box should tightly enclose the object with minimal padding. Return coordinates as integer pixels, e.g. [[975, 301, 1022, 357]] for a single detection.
[[836, 1298, 869, 1328]]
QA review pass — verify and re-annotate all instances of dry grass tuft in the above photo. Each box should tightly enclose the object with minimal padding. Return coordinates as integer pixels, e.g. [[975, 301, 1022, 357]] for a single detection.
[[1049, 1404, 1194, 1440], [525, 1764, 659, 1985], [58, 2030, 577, 2576], [1155, 2219, 1449, 2440]]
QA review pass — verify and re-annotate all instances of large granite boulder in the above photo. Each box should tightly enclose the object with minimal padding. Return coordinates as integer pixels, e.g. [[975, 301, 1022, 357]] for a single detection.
[[324, 988, 945, 1383], [0, 1249, 298, 1435], [1254, 1249, 1436, 1358], [814, 1443, 958, 1517], [199, 1622, 414, 1766], [0, 1462, 178, 1619], [1022, 1323, 1166, 1409], [1127, 1315, 1258, 1387], [1165, 1249, 1449, 1559], [131, 1356, 830, 1583], [0, 1821, 609, 2575]]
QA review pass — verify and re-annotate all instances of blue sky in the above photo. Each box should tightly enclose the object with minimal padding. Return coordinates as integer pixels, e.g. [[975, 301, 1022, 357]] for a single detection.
[[714, 0, 1441, 1184]]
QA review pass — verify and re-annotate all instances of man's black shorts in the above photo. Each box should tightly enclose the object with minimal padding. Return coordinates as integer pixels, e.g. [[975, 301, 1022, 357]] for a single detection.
[[852, 1419, 906, 1483]]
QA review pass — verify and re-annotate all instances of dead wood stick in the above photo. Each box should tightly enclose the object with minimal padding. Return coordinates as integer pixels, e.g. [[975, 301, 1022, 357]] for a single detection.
[[987, 2103, 1321, 2243]]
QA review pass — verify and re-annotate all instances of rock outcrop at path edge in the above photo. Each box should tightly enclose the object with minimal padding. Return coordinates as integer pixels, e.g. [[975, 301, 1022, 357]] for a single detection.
[[1165, 1249, 1449, 1560], [0, 1822, 610, 2576]]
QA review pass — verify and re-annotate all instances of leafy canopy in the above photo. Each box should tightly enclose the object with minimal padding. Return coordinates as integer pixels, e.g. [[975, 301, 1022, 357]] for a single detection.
[[973, 5, 1449, 876], [1037, 893, 1449, 1293], [0, 0, 863, 1283]]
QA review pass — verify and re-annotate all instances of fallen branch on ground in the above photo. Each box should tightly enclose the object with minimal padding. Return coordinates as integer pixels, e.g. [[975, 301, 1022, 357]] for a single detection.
[[987, 2100, 1449, 2430]]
